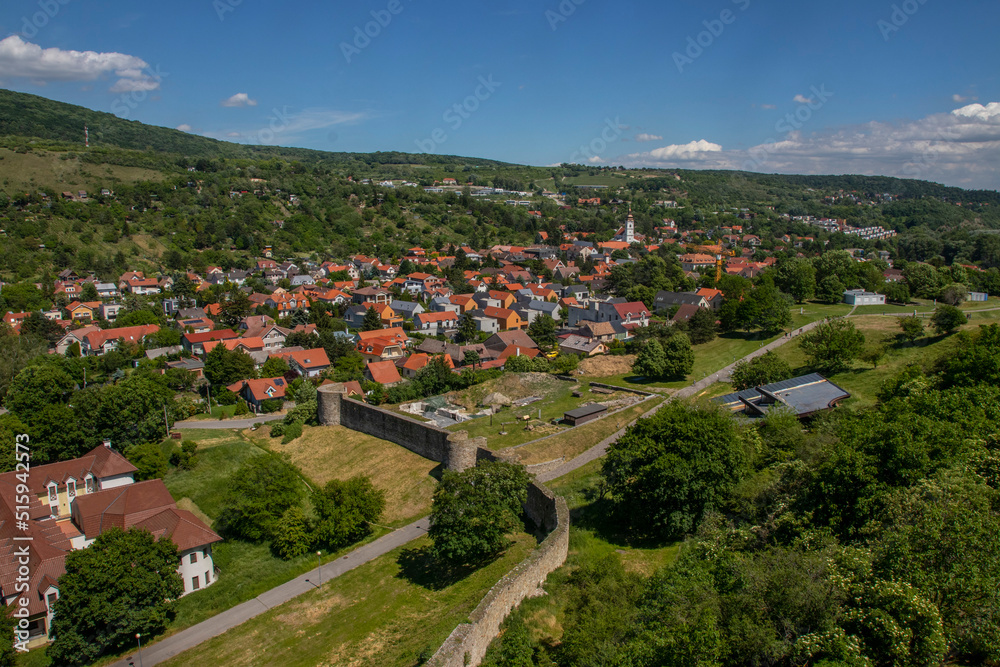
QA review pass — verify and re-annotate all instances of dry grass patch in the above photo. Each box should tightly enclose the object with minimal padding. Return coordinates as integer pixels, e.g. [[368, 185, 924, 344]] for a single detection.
[[515, 398, 663, 466], [578, 354, 636, 378], [174, 497, 212, 526], [449, 372, 565, 410], [267, 425, 439, 525]]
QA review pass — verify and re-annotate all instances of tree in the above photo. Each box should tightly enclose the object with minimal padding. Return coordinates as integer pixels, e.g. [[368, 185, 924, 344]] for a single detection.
[[884, 281, 911, 304], [216, 453, 305, 541], [454, 313, 478, 344], [47, 528, 183, 666], [931, 304, 966, 334], [817, 274, 847, 305], [800, 319, 865, 374], [686, 307, 718, 345], [260, 356, 290, 378], [463, 349, 480, 369], [602, 401, 748, 539], [729, 351, 793, 391], [312, 476, 386, 551], [271, 506, 311, 560], [96, 375, 175, 450], [429, 460, 530, 567], [0, 606, 14, 667], [937, 324, 1000, 388], [360, 305, 382, 332], [938, 283, 969, 306], [661, 332, 695, 379], [859, 339, 888, 369], [19, 311, 65, 345], [203, 344, 256, 386], [633, 339, 666, 379], [219, 289, 253, 328], [80, 282, 99, 302], [776, 258, 817, 303], [127, 442, 169, 481], [904, 262, 942, 299], [527, 314, 557, 347], [898, 315, 924, 344]]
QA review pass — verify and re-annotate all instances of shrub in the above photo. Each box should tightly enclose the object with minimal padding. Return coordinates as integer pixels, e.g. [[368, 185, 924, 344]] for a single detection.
[[281, 421, 304, 444]]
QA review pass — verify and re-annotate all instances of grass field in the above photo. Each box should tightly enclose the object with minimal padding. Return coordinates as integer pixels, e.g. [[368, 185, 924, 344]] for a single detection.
[[158, 534, 536, 667], [444, 374, 646, 450], [261, 424, 440, 526], [725, 313, 995, 408], [0, 147, 165, 192], [514, 397, 664, 466]]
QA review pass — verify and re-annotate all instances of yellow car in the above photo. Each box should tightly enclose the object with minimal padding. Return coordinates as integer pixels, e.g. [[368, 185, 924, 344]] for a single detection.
[[545, 350, 559, 359]]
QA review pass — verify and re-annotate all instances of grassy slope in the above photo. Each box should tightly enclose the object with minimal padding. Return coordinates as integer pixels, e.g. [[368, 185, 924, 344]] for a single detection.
[[260, 424, 440, 526], [158, 534, 535, 667], [0, 147, 165, 192]]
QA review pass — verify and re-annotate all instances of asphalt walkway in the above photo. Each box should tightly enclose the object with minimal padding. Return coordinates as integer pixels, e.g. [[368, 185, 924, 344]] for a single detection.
[[111, 306, 967, 665], [111, 518, 430, 667], [172, 414, 283, 430]]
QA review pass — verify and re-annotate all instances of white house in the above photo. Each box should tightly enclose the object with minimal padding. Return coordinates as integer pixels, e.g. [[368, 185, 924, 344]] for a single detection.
[[843, 289, 886, 306]]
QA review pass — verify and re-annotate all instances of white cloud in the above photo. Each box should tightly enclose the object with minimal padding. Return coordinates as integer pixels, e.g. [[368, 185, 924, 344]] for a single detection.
[[587, 155, 604, 164], [646, 140, 723, 161], [221, 92, 257, 107], [951, 102, 1000, 121], [761, 104, 777, 110], [176, 124, 193, 132], [0, 36, 158, 92], [619, 103, 1000, 190], [793, 94, 813, 105], [635, 133, 663, 142], [226, 131, 241, 138], [952, 93, 978, 104]]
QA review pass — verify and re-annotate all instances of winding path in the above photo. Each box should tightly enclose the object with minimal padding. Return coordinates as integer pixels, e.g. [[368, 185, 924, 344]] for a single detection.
[[112, 305, 997, 666]]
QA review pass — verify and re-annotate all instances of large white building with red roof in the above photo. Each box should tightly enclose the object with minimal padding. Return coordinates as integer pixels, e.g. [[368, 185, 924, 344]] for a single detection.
[[0, 444, 221, 648]]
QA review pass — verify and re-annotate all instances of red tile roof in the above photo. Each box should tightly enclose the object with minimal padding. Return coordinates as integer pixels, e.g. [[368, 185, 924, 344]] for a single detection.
[[366, 360, 401, 385]]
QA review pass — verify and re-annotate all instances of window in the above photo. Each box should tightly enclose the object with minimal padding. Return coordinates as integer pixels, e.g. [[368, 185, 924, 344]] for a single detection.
[[204, 572, 211, 586], [189, 553, 198, 564], [46, 593, 57, 610], [85, 476, 95, 493], [48, 485, 57, 503], [67, 481, 76, 499], [191, 576, 200, 591]]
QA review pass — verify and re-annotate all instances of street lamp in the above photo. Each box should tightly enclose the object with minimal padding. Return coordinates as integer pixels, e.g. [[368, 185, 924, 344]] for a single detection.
[[135, 633, 143, 667], [317, 551, 322, 585]]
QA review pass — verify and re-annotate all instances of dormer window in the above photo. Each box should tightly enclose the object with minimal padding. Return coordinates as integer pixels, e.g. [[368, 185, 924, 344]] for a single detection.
[[67, 480, 76, 500], [85, 475, 95, 493], [47, 483, 58, 504]]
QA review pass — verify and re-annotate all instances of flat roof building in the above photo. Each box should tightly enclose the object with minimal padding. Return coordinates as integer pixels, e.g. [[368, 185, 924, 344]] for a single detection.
[[564, 403, 608, 426], [716, 373, 850, 418]]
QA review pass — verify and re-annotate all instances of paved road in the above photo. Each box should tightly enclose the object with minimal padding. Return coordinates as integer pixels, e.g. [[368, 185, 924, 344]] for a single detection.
[[172, 414, 283, 430], [111, 518, 430, 667], [105, 307, 943, 665]]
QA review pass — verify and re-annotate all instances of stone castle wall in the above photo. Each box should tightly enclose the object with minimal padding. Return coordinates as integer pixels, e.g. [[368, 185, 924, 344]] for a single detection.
[[317, 383, 570, 667], [425, 482, 569, 667]]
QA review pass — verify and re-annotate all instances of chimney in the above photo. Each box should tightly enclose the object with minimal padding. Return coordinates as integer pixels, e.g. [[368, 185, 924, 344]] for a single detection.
[[102, 439, 111, 449]]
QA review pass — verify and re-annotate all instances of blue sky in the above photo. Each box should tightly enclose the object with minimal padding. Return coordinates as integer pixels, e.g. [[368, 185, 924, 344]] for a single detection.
[[1, 0, 999, 188]]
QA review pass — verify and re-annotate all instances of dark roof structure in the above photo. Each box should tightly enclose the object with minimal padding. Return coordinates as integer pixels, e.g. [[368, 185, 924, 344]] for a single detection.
[[716, 373, 850, 418]]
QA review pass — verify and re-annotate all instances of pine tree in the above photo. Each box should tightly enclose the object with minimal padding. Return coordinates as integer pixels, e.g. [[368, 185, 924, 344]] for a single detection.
[[361, 305, 382, 332]]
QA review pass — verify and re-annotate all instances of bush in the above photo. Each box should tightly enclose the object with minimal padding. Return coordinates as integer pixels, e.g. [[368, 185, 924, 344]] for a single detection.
[[234, 400, 250, 416], [550, 354, 580, 375], [281, 421, 304, 444], [261, 398, 283, 413], [269, 421, 286, 438], [126, 442, 169, 481], [214, 388, 239, 405], [169, 440, 199, 470]]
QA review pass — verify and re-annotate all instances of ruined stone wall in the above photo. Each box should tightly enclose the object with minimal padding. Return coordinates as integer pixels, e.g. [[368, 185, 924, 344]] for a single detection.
[[317, 384, 571, 667], [425, 482, 569, 667], [317, 384, 481, 471]]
